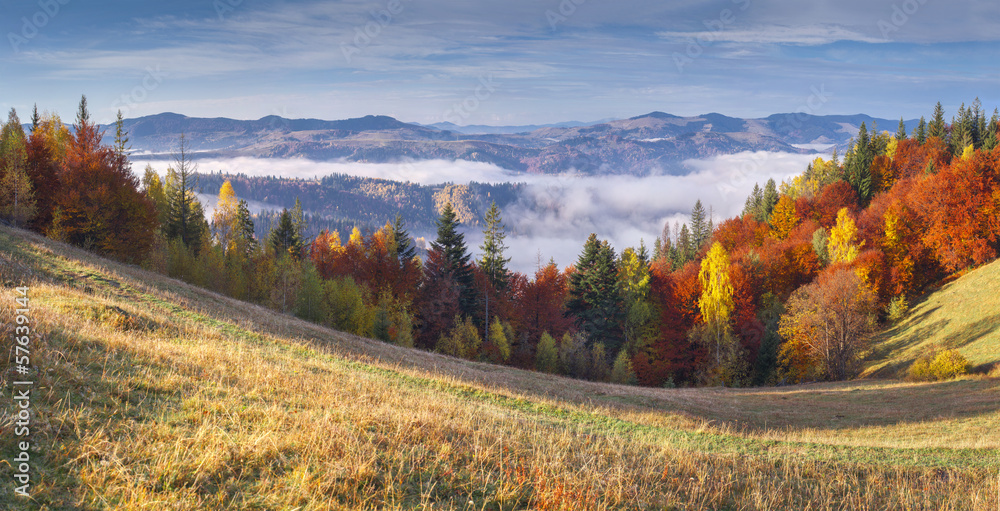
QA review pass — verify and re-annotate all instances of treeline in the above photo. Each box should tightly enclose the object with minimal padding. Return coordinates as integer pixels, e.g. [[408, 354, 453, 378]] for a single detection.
[[3, 96, 998, 387], [193, 172, 524, 236]]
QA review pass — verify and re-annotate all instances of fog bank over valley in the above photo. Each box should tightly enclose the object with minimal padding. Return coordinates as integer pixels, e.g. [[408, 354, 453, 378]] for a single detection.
[[142, 151, 819, 273]]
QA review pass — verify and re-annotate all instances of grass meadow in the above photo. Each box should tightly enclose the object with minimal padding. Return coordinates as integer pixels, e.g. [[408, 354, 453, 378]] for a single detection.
[[1, 224, 999, 510]]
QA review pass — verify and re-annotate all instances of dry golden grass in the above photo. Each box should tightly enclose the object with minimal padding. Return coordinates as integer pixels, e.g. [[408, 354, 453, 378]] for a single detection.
[[2, 224, 999, 510], [865, 257, 1000, 377]]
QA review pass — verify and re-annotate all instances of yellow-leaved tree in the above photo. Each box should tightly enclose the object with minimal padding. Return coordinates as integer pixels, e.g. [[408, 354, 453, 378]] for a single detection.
[[828, 208, 863, 264], [961, 144, 975, 161], [698, 242, 743, 384], [212, 180, 239, 251], [769, 195, 799, 240]]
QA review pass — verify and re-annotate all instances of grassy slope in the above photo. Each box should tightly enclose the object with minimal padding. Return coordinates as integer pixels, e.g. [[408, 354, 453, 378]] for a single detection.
[[865, 257, 1000, 377], [1, 224, 998, 510]]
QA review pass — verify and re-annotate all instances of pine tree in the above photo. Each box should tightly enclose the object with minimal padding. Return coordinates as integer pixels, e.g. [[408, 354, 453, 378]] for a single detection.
[[566, 234, 625, 355], [895, 117, 907, 140], [479, 201, 511, 291], [915, 116, 927, 144]]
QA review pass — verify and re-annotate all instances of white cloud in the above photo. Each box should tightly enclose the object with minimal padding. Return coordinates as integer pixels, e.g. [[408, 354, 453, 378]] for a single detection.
[[656, 24, 884, 46]]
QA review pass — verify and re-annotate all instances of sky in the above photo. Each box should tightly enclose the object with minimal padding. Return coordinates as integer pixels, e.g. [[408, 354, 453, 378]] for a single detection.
[[1, 0, 999, 125]]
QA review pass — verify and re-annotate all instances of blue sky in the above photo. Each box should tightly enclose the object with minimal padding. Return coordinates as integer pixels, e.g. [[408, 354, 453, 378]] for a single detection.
[[1, 0, 998, 125]]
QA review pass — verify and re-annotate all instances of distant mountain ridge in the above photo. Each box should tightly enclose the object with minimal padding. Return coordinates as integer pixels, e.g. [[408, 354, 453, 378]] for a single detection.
[[108, 111, 918, 175]]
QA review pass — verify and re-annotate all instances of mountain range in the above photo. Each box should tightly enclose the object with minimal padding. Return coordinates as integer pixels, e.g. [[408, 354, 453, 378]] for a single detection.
[[110, 111, 918, 175]]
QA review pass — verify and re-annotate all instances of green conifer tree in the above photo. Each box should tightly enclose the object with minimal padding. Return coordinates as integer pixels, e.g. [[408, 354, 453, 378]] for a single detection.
[[566, 234, 625, 355]]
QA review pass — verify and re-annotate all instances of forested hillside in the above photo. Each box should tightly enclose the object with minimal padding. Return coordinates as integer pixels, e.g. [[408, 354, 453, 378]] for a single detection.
[[194, 172, 523, 239], [2, 96, 999, 390]]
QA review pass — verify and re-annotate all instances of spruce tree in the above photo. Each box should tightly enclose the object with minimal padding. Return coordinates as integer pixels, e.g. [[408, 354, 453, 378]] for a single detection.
[[929, 102, 946, 140], [291, 197, 307, 244], [269, 208, 302, 258], [915, 116, 927, 144], [392, 213, 416, 262], [846, 123, 873, 204], [234, 199, 257, 255], [895, 117, 907, 140], [114, 109, 130, 159], [165, 133, 204, 250], [762, 179, 779, 221], [479, 201, 511, 291], [430, 203, 475, 316], [677, 224, 692, 264], [984, 109, 999, 151], [690, 199, 710, 250], [30, 104, 39, 134], [743, 183, 763, 220], [566, 234, 625, 355]]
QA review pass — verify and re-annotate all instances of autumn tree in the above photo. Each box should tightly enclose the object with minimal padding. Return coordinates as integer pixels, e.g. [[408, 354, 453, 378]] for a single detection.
[[212, 180, 240, 251], [0, 109, 35, 227], [566, 234, 625, 355], [828, 208, 864, 264], [696, 242, 744, 384], [436, 315, 481, 360], [55, 96, 157, 262], [769, 195, 799, 240], [619, 246, 656, 355], [914, 149, 1000, 271], [779, 268, 877, 380], [24, 111, 61, 231], [535, 332, 559, 373], [516, 261, 573, 363]]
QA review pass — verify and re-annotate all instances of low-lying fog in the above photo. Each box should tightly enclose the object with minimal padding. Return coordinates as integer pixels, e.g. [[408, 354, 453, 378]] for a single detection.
[[141, 151, 819, 274]]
